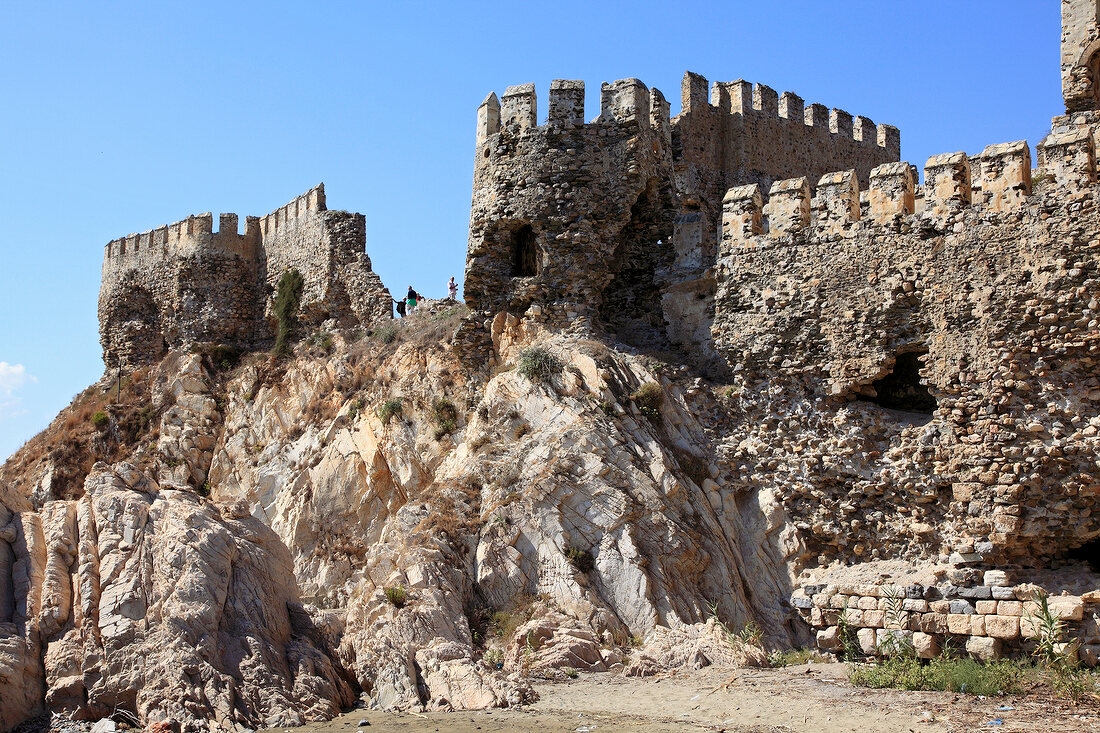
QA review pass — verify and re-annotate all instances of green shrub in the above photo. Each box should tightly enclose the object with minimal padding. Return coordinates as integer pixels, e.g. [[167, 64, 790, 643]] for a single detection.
[[517, 346, 562, 382], [347, 397, 365, 420], [736, 620, 764, 647], [432, 397, 458, 439], [379, 398, 403, 425], [384, 585, 407, 608], [92, 411, 109, 429], [273, 269, 304, 357], [564, 545, 594, 573], [850, 654, 1025, 695], [768, 648, 819, 667], [210, 344, 241, 371], [631, 382, 663, 421], [372, 323, 398, 344]]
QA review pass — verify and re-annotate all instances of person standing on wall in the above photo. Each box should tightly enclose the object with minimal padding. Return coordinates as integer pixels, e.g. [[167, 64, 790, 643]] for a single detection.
[[447, 276, 458, 301], [406, 286, 418, 315], [393, 297, 406, 317]]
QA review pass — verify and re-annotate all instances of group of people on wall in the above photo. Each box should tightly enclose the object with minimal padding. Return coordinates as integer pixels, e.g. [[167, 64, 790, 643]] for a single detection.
[[394, 276, 459, 317]]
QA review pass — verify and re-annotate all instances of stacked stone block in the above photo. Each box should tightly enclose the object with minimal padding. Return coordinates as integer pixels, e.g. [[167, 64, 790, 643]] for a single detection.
[[792, 578, 1097, 665]]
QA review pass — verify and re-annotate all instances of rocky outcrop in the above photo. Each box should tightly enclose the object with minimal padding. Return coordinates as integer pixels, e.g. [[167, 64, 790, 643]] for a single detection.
[[0, 463, 353, 732]]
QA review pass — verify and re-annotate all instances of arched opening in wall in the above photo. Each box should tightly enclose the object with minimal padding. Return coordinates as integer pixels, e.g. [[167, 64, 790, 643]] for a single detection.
[[860, 349, 937, 415], [598, 179, 674, 348], [511, 225, 537, 277], [1066, 536, 1100, 572]]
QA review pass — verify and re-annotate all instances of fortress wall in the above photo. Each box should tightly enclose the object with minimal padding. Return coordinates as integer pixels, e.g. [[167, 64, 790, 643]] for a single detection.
[[99, 211, 262, 367], [260, 184, 392, 327], [99, 183, 391, 367], [711, 138, 1100, 566], [465, 72, 898, 362], [700, 77, 899, 192], [259, 184, 331, 305]]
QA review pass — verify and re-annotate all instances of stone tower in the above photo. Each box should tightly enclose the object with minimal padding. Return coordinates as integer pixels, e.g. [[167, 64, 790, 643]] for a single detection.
[[461, 74, 899, 364]]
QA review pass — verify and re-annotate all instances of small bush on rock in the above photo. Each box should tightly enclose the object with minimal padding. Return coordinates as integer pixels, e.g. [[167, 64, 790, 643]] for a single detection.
[[379, 398, 403, 425], [564, 545, 594, 573], [384, 585, 408, 608], [432, 397, 458, 439], [631, 382, 663, 421], [273, 269, 304, 357], [517, 346, 562, 382], [372, 323, 398, 344], [92, 411, 109, 430]]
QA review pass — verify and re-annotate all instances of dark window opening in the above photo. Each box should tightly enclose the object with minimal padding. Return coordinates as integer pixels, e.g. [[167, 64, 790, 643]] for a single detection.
[[598, 181, 673, 348], [1066, 537, 1100, 572], [511, 225, 537, 277], [864, 350, 936, 414]]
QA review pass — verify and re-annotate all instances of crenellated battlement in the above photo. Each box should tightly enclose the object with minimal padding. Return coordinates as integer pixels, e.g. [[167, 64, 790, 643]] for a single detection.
[[476, 77, 672, 145], [696, 75, 898, 154], [102, 211, 261, 281], [717, 138, 1080, 254], [466, 70, 901, 359], [259, 182, 326, 238]]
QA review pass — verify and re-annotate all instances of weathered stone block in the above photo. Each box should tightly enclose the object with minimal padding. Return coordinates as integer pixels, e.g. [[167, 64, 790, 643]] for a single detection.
[[766, 177, 811, 235], [814, 170, 859, 236], [721, 185, 764, 247], [920, 613, 948, 633], [548, 80, 585, 126], [913, 631, 941, 659], [1049, 596, 1085, 621], [965, 636, 1002, 662], [868, 161, 915, 223], [947, 613, 972, 634], [857, 628, 878, 655], [501, 83, 537, 129], [977, 140, 1031, 211], [816, 626, 842, 651], [924, 151, 971, 218], [985, 615, 1020, 639]]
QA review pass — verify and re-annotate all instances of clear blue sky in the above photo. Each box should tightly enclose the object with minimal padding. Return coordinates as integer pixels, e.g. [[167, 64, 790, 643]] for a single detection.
[[0, 1, 1062, 460]]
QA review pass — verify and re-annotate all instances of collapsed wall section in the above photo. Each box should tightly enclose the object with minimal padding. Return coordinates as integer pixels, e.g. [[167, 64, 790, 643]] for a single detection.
[[711, 135, 1100, 568], [259, 184, 392, 328]]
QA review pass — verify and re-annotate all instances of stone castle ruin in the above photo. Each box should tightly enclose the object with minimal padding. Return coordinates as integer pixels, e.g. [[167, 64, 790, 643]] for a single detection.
[[71, 0, 1100, 692], [98, 184, 392, 367], [461, 2, 1100, 663], [460, 73, 898, 361]]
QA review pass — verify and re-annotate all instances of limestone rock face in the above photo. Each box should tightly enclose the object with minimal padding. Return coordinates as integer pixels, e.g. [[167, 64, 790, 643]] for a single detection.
[[202, 313, 798, 710], [0, 463, 353, 732], [2, 309, 802, 729]]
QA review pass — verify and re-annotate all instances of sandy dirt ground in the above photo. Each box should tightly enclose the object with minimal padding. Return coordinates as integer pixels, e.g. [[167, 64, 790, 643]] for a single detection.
[[273, 664, 1100, 733]]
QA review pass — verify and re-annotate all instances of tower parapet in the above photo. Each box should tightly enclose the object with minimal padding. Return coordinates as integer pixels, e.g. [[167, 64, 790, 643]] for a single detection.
[[717, 140, 1052, 253]]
